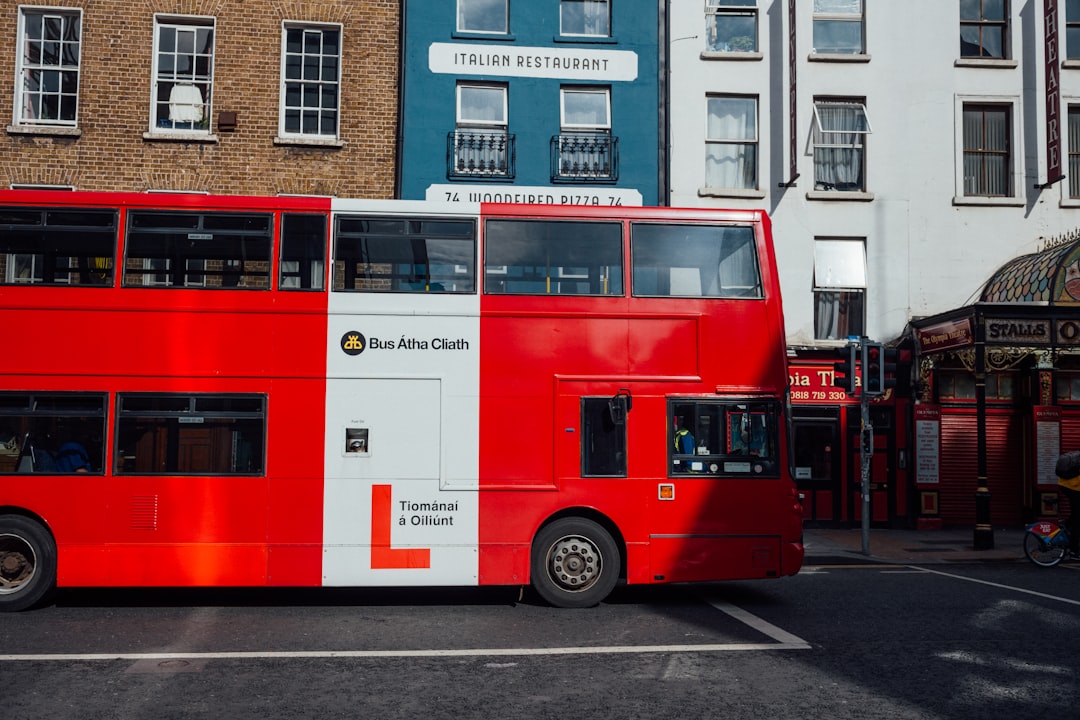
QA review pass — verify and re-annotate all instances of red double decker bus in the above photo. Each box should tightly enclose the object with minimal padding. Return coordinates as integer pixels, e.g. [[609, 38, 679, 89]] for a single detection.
[[0, 190, 803, 610]]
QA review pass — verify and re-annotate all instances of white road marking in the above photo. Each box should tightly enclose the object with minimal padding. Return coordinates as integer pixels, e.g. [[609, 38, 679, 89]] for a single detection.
[[906, 565, 1080, 606], [0, 640, 810, 663], [0, 599, 812, 663], [705, 599, 811, 648]]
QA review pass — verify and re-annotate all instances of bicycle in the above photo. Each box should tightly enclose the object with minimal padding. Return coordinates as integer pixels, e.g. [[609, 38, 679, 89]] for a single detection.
[[1023, 498, 1076, 567]]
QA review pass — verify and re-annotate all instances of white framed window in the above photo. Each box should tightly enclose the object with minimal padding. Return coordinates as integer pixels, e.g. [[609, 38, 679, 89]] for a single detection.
[[812, 99, 871, 192], [453, 83, 510, 177], [151, 15, 215, 133], [812, 0, 864, 55], [560, 0, 609, 37], [556, 86, 614, 180], [705, 0, 757, 53], [15, 8, 82, 126], [458, 84, 507, 127], [280, 23, 341, 139], [961, 102, 1012, 197], [960, 0, 1008, 59], [706, 95, 757, 190], [561, 87, 610, 130], [457, 0, 508, 34], [813, 238, 866, 341]]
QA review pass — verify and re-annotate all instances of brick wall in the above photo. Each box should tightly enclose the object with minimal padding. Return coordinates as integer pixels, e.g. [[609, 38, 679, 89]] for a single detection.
[[0, 0, 399, 197]]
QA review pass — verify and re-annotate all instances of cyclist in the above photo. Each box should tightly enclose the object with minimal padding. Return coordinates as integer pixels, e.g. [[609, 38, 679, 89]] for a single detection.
[[1058, 459, 1080, 559]]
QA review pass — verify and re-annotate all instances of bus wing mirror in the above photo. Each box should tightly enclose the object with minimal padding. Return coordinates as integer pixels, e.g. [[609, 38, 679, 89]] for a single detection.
[[608, 389, 632, 425]]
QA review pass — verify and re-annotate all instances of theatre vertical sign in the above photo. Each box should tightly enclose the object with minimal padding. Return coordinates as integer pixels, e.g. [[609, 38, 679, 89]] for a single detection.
[[1044, 0, 1064, 187]]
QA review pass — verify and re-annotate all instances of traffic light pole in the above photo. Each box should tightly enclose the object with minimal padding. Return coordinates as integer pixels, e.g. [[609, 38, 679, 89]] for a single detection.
[[834, 337, 892, 555], [859, 341, 873, 556]]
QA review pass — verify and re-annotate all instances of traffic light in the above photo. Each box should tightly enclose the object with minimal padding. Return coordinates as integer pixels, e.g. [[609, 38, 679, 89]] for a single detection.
[[863, 342, 884, 395], [862, 342, 899, 396], [882, 346, 899, 390], [833, 343, 858, 395]]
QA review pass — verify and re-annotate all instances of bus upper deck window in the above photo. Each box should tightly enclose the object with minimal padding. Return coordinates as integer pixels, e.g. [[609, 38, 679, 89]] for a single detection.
[[280, 214, 327, 291], [631, 223, 762, 298]]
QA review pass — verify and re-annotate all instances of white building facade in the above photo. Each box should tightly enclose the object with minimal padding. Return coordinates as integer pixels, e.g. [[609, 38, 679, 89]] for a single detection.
[[670, 0, 1076, 345], [668, 1, 1080, 530]]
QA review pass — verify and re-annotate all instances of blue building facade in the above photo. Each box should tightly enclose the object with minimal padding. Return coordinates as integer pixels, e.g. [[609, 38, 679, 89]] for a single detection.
[[398, 1, 660, 206]]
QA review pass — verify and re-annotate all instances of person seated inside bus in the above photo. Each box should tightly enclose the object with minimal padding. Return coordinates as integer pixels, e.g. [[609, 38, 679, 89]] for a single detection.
[[672, 416, 705, 475], [674, 420, 695, 455], [53, 442, 91, 473]]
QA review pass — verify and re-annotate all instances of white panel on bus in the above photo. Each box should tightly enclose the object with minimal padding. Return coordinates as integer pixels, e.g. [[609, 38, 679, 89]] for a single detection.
[[323, 253, 481, 586]]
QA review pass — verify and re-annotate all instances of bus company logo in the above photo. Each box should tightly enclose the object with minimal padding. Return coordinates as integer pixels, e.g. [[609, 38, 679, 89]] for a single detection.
[[341, 331, 366, 356]]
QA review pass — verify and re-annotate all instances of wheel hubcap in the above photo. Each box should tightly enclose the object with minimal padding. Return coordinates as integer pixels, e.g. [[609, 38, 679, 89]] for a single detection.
[[548, 535, 601, 592], [0, 533, 35, 594]]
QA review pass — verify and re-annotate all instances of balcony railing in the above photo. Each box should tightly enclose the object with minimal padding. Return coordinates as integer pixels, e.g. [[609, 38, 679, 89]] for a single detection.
[[447, 130, 515, 179], [551, 133, 618, 183]]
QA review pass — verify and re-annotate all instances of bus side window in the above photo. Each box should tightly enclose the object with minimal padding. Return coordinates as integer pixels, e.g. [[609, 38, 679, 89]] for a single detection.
[[0, 208, 118, 286], [484, 219, 623, 296], [581, 397, 627, 477], [0, 393, 106, 474], [631, 223, 762, 298], [334, 215, 476, 293], [279, 214, 327, 291], [115, 393, 266, 474]]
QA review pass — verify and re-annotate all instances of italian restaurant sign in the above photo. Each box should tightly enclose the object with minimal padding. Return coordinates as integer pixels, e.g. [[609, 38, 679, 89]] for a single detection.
[[429, 43, 638, 81]]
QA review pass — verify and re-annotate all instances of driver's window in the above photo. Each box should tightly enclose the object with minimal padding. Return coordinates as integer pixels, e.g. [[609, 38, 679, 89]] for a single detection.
[[669, 399, 779, 477]]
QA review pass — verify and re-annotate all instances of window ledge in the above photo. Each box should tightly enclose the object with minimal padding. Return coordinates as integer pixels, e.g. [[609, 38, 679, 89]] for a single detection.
[[700, 50, 763, 61], [142, 131, 218, 144], [698, 187, 766, 199], [273, 136, 345, 148], [808, 52, 870, 63], [451, 31, 516, 42], [1063, 59, 1080, 70], [952, 195, 1024, 207], [1060, 197, 1080, 208], [7, 124, 81, 138], [553, 35, 618, 44], [954, 58, 1018, 69], [806, 190, 874, 202]]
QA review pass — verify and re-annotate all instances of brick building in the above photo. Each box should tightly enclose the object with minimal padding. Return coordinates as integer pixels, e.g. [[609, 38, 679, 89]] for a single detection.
[[0, 0, 399, 197]]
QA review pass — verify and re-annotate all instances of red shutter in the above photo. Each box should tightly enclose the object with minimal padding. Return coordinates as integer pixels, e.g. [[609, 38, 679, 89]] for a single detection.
[[939, 409, 1023, 525]]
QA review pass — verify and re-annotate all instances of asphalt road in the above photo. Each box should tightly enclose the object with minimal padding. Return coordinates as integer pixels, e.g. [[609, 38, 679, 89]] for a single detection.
[[2, 560, 1079, 720]]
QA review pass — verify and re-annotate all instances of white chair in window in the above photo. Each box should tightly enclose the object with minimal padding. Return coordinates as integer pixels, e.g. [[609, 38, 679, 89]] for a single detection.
[[168, 83, 204, 125]]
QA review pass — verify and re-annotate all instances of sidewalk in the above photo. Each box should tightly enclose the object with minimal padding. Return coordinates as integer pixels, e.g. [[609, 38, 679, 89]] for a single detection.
[[803, 526, 1026, 565]]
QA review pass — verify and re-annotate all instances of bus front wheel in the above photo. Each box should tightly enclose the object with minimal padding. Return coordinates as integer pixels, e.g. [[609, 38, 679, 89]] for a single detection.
[[531, 518, 620, 608], [0, 515, 56, 612]]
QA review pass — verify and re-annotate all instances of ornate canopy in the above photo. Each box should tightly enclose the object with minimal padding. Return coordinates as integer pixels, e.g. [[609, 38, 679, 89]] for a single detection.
[[980, 240, 1080, 305]]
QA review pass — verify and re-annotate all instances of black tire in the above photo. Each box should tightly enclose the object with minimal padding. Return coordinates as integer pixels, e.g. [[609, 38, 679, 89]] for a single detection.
[[0, 515, 57, 612], [1024, 530, 1066, 567], [531, 517, 619, 608]]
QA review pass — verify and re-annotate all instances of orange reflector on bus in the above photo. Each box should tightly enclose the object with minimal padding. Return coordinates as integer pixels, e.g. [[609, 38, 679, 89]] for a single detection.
[[658, 483, 675, 501]]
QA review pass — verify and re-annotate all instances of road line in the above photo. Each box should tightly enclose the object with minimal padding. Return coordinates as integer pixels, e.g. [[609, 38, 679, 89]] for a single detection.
[[706, 599, 811, 648], [907, 565, 1080, 606], [0, 642, 809, 663], [801, 564, 884, 570]]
